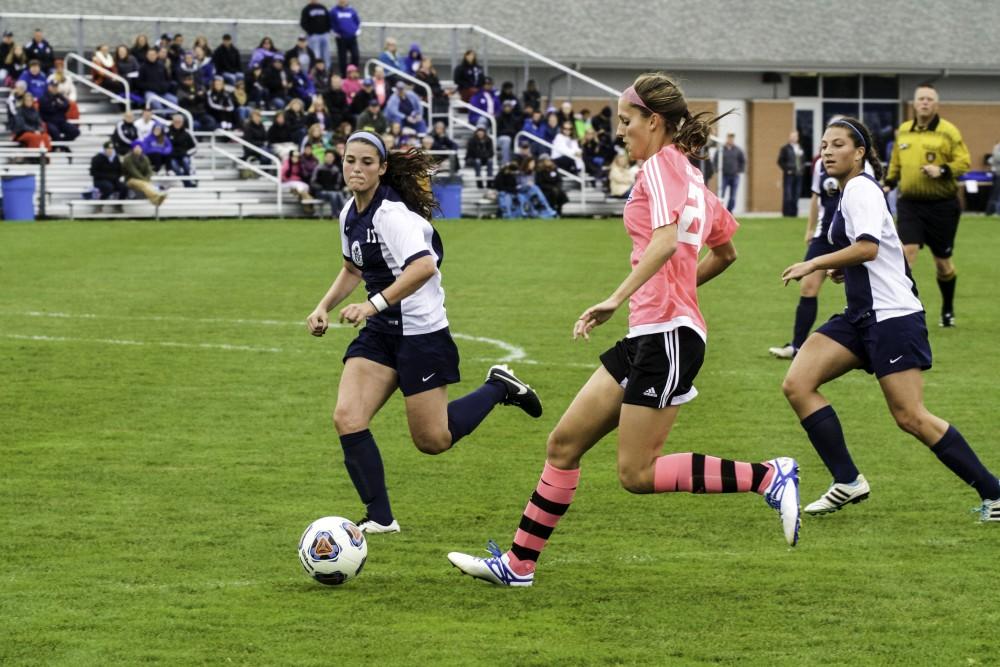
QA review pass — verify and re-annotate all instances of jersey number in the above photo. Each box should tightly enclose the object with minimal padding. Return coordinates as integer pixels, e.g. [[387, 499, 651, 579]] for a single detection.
[[366, 228, 379, 244], [677, 183, 705, 247]]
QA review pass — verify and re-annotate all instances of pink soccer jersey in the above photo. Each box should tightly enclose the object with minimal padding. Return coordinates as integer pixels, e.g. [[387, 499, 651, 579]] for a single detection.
[[622, 144, 739, 340]]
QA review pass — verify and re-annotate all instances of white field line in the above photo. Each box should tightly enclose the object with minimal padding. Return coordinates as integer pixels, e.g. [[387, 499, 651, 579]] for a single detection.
[[0, 311, 597, 367]]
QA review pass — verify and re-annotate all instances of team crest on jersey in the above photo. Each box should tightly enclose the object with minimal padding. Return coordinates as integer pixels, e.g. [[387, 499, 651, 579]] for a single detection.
[[925, 151, 936, 163], [822, 176, 840, 197], [351, 240, 363, 266]]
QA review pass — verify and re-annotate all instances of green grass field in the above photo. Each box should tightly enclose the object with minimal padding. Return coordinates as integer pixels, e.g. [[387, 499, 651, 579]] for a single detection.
[[2, 215, 998, 666]]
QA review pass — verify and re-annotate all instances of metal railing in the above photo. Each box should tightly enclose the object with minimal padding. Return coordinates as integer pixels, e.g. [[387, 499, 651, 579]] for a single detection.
[[145, 93, 194, 131], [514, 130, 588, 213], [209, 129, 283, 216], [64, 52, 131, 112], [450, 98, 498, 172], [362, 59, 437, 130]]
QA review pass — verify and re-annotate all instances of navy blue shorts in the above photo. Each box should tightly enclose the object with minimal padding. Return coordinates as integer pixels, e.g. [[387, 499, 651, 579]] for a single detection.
[[816, 312, 932, 378], [600, 327, 705, 408], [343, 326, 461, 396], [804, 237, 837, 261]]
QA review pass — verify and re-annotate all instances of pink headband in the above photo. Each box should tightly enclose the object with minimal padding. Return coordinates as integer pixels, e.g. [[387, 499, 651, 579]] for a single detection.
[[622, 86, 652, 113]]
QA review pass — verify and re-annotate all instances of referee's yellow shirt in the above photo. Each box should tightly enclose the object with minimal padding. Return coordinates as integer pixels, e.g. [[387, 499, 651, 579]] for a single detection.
[[887, 115, 970, 200]]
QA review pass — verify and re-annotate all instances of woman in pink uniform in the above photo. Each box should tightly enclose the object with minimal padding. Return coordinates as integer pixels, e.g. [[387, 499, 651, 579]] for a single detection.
[[447, 73, 802, 587]]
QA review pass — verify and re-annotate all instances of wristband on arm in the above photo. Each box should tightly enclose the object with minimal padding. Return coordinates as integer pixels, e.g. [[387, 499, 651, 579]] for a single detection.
[[369, 292, 389, 313]]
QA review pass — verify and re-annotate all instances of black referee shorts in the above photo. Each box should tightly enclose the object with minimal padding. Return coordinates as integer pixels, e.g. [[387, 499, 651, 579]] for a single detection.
[[896, 196, 961, 259]]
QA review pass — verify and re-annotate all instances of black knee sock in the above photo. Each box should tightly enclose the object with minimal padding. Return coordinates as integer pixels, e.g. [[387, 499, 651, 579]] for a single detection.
[[801, 405, 859, 484], [340, 429, 393, 524], [793, 296, 818, 350], [447, 381, 507, 445], [932, 425, 1000, 500], [937, 273, 956, 314]]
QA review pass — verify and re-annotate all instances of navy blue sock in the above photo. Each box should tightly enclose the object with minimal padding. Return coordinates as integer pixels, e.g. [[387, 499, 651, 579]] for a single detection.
[[446, 380, 507, 445], [792, 296, 818, 350], [801, 405, 859, 484], [932, 425, 1000, 500], [937, 273, 956, 314], [340, 430, 393, 524]]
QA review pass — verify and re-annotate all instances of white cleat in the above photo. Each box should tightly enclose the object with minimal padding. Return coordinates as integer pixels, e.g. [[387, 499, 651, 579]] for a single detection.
[[356, 516, 401, 534], [768, 344, 796, 359], [976, 496, 1000, 523], [804, 475, 871, 515], [447, 541, 534, 587], [762, 457, 801, 546]]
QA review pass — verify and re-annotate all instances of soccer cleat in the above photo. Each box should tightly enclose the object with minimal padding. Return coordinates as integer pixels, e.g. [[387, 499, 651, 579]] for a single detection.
[[976, 497, 1000, 522], [356, 516, 401, 534], [804, 474, 871, 515], [762, 457, 801, 546], [447, 540, 534, 587], [940, 311, 955, 328], [486, 364, 542, 418], [768, 343, 796, 359]]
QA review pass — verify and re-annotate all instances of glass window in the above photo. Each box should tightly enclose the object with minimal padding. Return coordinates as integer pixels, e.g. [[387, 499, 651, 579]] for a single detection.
[[822, 102, 860, 126], [863, 102, 900, 162], [790, 75, 818, 97], [862, 75, 899, 99], [822, 75, 860, 99]]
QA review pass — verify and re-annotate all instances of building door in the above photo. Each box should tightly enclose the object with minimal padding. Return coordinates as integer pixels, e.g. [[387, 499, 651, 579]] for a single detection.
[[794, 100, 821, 199]]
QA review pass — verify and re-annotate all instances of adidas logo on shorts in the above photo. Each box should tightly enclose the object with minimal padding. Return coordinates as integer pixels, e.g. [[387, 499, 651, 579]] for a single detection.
[[643, 387, 658, 398]]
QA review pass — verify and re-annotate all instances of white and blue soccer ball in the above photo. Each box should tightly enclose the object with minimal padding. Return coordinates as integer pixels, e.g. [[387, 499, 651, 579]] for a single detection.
[[298, 516, 368, 586]]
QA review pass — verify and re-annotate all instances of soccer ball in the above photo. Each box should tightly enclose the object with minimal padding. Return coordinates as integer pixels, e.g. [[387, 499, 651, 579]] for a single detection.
[[298, 516, 368, 586]]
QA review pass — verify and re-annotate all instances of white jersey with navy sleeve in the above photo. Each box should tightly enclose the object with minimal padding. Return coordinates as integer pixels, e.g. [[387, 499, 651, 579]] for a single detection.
[[828, 174, 922, 325], [811, 159, 875, 240], [340, 185, 447, 335]]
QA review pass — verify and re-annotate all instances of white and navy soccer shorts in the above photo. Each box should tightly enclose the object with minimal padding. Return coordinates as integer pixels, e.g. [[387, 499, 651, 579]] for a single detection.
[[600, 327, 705, 409]]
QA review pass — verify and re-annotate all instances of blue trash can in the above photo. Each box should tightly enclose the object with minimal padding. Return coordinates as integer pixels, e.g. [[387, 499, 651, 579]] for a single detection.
[[1, 174, 37, 222], [432, 176, 463, 219]]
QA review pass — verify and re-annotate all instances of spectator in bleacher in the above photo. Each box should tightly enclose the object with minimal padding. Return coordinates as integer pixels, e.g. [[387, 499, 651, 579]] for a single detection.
[[608, 150, 636, 198], [551, 120, 583, 174], [111, 110, 138, 155], [130, 35, 150, 61], [207, 76, 236, 130], [575, 108, 593, 139], [356, 96, 387, 134], [135, 107, 156, 139], [517, 157, 557, 218], [305, 96, 335, 132], [213, 34, 242, 86], [322, 74, 351, 127], [311, 60, 331, 95], [330, 0, 361, 77], [141, 123, 172, 172], [285, 97, 309, 144], [138, 49, 177, 109], [91, 141, 128, 202], [414, 57, 448, 114], [246, 63, 267, 107], [193, 36, 211, 56], [0, 31, 14, 84], [341, 63, 363, 102], [453, 49, 485, 103], [167, 114, 198, 188], [371, 66, 389, 106], [310, 148, 346, 217], [496, 99, 522, 165], [285, 35, 317, 73], [286, 58, 316, 105], [555, 101, 575, 129], [348, 76, 373, 116], [18, 60, 48, 99], [267, 111, 297, 157], [521, 109, 546, 155], [300, 0, 332, 70], [402, 43, 423, 76], [113, 45, 139, 91], [535, 155, 568, 216], [591, 104, 612, 135], [177, 73, 215, 131], [232, 79, 250, 123], [249, 37, 281, 70], [333, 120, 353, 143], [466, 126, 495, 189], [24, 29, 54, 73], [494, 161, 520, 217], [430, 121, 457, 152], [280, 149, 313, 211], [261, 56, 290, 110], [581, 128, 611, 182], [301, 122, 331, 160], [301, 143, 319, 180], [192, 46, 215, 89], [542, 111, 559, 143], [12, 92, 52, 151], [378, 37, 402, 77], [385, 81, 427, 134], [468, 77, 499, 129], [91, 44, 115, 89], [39, 80, 80, 145], [4, 44, 29, 87], [122, 143, 167, 206], [499, 81, 517, 108], [522, 79, 541, 112], [47, 60, 79, 116], [5, 81, 27, 131], [242, 109, 269, 159], [175, 50, 199, 84]]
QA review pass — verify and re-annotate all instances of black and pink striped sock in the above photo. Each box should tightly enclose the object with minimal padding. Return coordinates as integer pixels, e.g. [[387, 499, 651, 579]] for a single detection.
[[505, 462, 580, 576]]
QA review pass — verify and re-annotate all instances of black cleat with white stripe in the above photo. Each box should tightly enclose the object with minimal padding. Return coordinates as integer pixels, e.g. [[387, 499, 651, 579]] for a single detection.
[[803, 474, 871, 515], [486, 364, 542, 418]]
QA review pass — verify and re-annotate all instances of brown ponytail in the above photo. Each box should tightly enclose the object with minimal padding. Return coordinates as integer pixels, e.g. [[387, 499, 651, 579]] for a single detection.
[[382, 147, 439, 220], [631, 72, 733, 159]]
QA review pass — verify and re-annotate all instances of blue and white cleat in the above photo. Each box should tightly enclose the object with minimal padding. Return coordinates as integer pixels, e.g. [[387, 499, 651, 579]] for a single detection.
[[763, 457, 801, 546], [447, 540, 534, 587]]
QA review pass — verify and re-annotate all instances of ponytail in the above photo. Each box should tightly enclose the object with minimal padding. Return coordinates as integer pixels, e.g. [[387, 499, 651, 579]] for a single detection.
[[630, 72, 733, 159], [383, 147, 439, 220]]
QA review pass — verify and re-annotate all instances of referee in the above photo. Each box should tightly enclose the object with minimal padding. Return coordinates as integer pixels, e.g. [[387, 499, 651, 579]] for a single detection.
[[885, 83, 970, 327]]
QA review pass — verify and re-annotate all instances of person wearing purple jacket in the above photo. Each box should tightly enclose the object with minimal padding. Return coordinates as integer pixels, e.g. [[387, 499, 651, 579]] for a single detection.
[[330, 0, 361, 77], [468, 77, 499, 129], [17, 60, 48, 99], [140, 123, 173, 172]]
